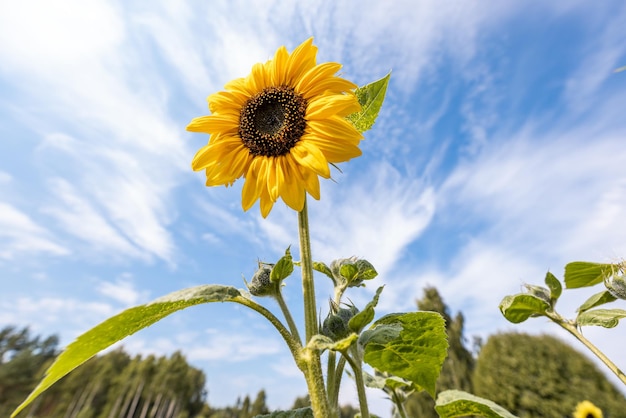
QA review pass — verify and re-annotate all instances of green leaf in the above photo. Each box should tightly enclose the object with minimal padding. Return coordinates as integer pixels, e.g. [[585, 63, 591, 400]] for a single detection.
[[255, 408, 314, 418], [564, 261, 613, 289], [362, 371, 413, 391], [348, 286, 384, 333], [577, 290, 617, 313], [11, 285, 242, 418], [312, 261, 334, 282], [307, 333, 358, 352], [435, 390, 519, 418], [544, 271, 562, 303], [577, 308, 626, 328], [347, 72, 391, 133], [499, 294, 550, 324], [271, 247, 294, 282], [339, 263, 358, 282], [363, 311, 447, 396]]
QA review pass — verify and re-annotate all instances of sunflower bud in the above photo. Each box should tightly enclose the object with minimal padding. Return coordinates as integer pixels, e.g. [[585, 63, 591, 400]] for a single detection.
[[322, 303, 359, 341], [246, 264, 278, 297], [605, 273, 626, 300]]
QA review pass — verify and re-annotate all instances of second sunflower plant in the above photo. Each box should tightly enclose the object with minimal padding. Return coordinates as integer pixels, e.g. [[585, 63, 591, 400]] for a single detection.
[[12, 39, 518, 418]]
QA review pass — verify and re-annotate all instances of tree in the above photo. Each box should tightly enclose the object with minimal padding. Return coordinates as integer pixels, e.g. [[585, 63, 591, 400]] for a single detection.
[[473, 332, 626, 418], [0, 326, 58, 417], [402, 287, 475, 418]]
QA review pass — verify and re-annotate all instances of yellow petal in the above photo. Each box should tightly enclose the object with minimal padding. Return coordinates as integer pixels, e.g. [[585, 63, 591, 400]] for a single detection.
[[307, 118, 363, 146], [291, 141, 330, 178], [307, 93, 361, 119], [284, 38, 317, 85]]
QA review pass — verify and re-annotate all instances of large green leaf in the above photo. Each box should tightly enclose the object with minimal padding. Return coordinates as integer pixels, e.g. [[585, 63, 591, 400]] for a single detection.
[[577, 308, 626, 328], [347, 72, 391, 133], [363, 311, 447, 396], [12, 285, 242, 418], [577, 290, 617, 313], [499, 294, 550, 323], [435, 390, 519, 418], [564, 261, 613, 289]]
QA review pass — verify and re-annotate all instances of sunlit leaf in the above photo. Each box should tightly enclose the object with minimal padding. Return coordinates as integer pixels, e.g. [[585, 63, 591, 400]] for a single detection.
[[564, 262, 613, 289], [347, 72, 391, 133], [544, 271, 562, 303], [348, 286, 384, 333], [435, 390, 519, 418], [271, 247, 294, 282], [307, 333, 357, 352], [499, 294, 550, 324], [577, 308, 626, 328], [363, 311, 447, 396], [577, 290, 617, 313], [12, 285, 242, 418]]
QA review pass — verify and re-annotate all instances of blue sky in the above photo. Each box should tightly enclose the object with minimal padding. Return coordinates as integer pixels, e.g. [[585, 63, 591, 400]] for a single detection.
[[1, 1, 626, 415]]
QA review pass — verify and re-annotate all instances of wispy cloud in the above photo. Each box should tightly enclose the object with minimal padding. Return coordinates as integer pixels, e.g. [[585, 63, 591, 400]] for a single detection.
[[0, 202, 69, 260]]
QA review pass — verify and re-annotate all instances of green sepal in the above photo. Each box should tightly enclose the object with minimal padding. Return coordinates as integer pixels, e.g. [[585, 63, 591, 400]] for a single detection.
[[271, 247, 294, 282], [348, 286, 384, 333], [347, 72, 391, 133], [255, 408, 313, 418], [577, 308, 626, 328], [577, 290, 617, 313], [544, 271, 562, 303], [523, 284, 551, 304], [499, 294, 550, 324], [307, 333, 358, 353], [11, 285, 242, 418], [435, 390, 519, 418], [362, 311, 447, 397], [564, 261, 613, 289]]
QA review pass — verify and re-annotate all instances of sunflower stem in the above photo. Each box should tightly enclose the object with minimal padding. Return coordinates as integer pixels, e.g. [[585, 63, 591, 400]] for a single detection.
[[298, 198, 318, 342], [298, 197, 331, 417]]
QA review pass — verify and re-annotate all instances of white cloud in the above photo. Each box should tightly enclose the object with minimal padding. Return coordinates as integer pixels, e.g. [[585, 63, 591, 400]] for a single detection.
[[0, 202, 69, 260], [96, 274, 148, 307], [187, 332, 282, 362]]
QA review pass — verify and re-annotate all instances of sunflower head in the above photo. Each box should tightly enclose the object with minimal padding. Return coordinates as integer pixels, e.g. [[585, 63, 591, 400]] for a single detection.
[[187, 38, 363, 217], [573, 400, 603, 418]]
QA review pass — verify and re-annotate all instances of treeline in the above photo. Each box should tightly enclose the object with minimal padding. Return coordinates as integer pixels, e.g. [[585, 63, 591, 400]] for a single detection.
[[405, 287, 626, 418], [0, 327, 207, 418]]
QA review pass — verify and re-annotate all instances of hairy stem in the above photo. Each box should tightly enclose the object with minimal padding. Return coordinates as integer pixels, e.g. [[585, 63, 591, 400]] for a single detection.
[[298, 198, 318, 342], [297, 197, 330, 417], [343, 353, 370, 418]]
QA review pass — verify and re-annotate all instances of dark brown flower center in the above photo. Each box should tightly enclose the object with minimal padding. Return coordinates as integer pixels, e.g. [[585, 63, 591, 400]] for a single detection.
[[239, 86, 308, 157]]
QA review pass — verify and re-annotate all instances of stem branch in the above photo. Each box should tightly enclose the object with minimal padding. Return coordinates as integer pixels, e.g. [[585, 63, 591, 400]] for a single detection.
[[548, 311, 626, 386]]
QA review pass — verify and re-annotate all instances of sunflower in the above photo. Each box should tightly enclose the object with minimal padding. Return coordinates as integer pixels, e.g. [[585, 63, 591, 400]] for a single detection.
[[573, 400, 603, 418], [187, 38, 363, 217]]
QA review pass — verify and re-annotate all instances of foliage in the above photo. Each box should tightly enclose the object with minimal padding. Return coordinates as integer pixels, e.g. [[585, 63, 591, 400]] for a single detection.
[[472, 332, 626, 418], [401, 287, 476, 418]]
